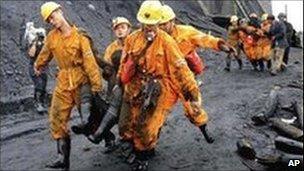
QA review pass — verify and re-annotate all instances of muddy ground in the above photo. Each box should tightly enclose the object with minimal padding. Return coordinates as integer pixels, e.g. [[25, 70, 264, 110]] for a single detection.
[[1, 47, 302, 171]]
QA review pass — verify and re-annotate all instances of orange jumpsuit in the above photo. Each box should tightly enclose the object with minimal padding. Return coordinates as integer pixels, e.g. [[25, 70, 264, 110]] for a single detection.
[[118, 29, 200, 151], [35, 26, 102, 139], [227, 24, 242, 56], [227, 25, 240, 48], [170, 24, 222, 126], [238, 26, 260, 61], [239, 25, 271, 62], [258, 21, 272, 61], [103, 40, 123, 64]]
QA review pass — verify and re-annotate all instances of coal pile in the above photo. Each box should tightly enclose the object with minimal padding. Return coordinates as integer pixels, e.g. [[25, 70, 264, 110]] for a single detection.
[[237, 81, 303, 170], [0, 0, 226, 114]]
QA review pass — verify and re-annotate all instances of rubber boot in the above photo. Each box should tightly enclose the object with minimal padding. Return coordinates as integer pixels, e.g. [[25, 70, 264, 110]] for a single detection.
[[131, 150, 149, 171], [87, 110, 117, 144], [71, 102, 91, 136], [199, 124, 214, 143], [35, 91, 47, 114], [258, 60, 265, 72], [46, 137, 71, 170], [251, 61, 258, 71], [224, 55, 231, 72], [237, 59, 243, 70], [72, 84, 93, 136], [267, 60, 272, 70], [88, 85, 122, 144]]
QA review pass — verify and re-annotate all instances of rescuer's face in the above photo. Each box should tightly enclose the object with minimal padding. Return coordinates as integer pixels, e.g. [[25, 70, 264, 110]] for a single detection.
[[114, 23, 131, 39], [143, 24, 158, 41]]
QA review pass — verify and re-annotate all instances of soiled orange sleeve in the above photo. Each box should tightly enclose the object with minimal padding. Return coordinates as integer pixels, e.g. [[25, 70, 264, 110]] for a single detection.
[[80, 35, 102, 92], [34, 35, 53, 70], [165, 35, 200, 101]]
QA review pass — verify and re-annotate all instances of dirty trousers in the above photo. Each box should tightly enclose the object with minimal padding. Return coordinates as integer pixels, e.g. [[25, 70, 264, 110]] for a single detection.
[[29, 63, 48, 93], [49, 86, 80, 139], [270, 47, 285, 74], [119, 91, 208, 151]]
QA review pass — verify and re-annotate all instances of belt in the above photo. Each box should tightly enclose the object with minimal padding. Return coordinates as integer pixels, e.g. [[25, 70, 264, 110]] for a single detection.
[[58, 66, 83, 90]]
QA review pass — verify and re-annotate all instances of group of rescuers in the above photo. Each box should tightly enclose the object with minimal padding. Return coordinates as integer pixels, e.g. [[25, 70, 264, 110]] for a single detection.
[[28, 1, 292, 171], [226, 12, 293, 75]]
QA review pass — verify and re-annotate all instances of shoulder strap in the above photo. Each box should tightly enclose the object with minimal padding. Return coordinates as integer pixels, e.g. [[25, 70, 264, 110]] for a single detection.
[[77, 28, 108, 68]]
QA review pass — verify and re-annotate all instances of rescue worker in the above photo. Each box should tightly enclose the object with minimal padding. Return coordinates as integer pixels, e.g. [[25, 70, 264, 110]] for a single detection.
[[158, 4, 236, 143], [104, 16, 132, 96], [34, 2, 102, 169], [278, 12, 294, 66], [27, 31, 48, 114], [225, 15, 243, 71], [260, 13, 273, 69], [238, 18, 265, 71], [117, 1, 214, 170], [266, 14, 288, 75], [159, 5, 237, 73]]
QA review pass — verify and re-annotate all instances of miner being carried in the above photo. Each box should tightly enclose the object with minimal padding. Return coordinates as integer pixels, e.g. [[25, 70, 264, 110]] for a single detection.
[[72, 16, 133, 153]]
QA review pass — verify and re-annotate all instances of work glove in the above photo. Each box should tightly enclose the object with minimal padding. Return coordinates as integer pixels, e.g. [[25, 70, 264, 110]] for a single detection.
[[199, 124, 214, 144]]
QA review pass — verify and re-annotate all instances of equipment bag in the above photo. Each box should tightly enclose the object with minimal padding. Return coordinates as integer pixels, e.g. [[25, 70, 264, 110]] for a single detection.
[[185, 51, 204, 75]]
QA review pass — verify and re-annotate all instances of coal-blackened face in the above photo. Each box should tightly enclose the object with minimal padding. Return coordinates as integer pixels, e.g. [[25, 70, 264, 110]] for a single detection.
[[143, 24, 158, 42]]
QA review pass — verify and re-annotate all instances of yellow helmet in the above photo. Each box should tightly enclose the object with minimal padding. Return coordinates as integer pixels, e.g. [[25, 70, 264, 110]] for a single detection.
[[160, 5, 176, 24], [40, 1, 61, 22], [230, 15, 238, 23], [137, 0, 163, 25], [112, 17, 132, 29], [261, 13, 268, 21]]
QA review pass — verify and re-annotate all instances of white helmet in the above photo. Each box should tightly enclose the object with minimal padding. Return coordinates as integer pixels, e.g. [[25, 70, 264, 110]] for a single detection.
[[230, 15, 238, 23]]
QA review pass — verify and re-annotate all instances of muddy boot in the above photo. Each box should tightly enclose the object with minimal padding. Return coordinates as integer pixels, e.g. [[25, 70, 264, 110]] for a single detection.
[[145, 148, 155, 159], [237, 59, 243, 70], [87, 110, 117, 144], [267, 61, 272, 69], [224, 55, 231, 72], [72, 101, 91, 136], [46, 137, 71, 170], [35, 91, 47, 114], [258, 60, 265, 72], [251, 61, 258, 71], [199, 124, 214, 143], [131, 151, 149, 171], [72, 84, 93, 136], [88, 86, 121, 144]]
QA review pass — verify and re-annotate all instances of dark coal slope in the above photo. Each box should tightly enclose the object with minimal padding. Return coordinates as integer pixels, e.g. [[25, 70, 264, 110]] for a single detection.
[[0, 0, 224, 105]]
